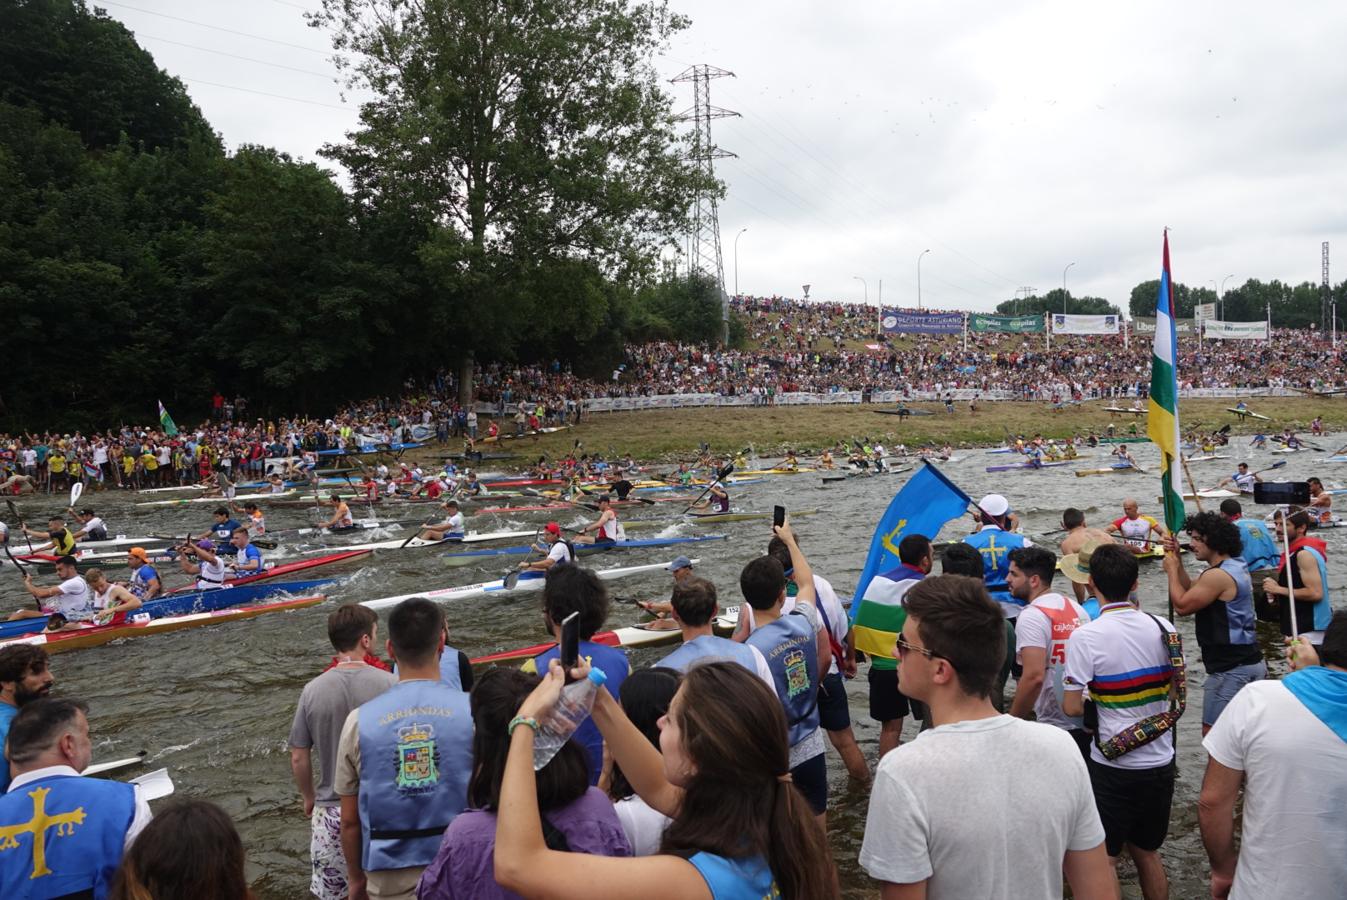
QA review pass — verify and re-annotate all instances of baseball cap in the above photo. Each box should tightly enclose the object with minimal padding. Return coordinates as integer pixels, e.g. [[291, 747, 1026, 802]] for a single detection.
[[545, 522, 561, 536], [128, 547, 149, 562], [666, 555, 693, 573], [1060, 540, 1104, 584], [978, 493, 1010, 518], [196, 539, 215, 551]]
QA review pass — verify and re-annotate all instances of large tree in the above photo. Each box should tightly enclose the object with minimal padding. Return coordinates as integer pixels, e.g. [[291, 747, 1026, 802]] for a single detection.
[[310, 0, 714, 402], [994, 290, 1120, 317]]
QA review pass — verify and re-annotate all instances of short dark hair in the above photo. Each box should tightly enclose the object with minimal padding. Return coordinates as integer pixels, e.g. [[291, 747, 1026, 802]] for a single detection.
[[898, 534, 932, 566], [387, 598, 444, 666], [1308, 477, 1323, 489], [1087, 543, 1139, 603], [0, 646, 49, 685], [542, 565, 609, 638], [6, 698, 88, 765], [902, 576, 1004, 699], [739, 555, 786, 611], [213, 507, 229, 517], [327, 603, 378, 652], [55, 555, 78, 568], [1008, 546, 1056, 585], [940, 542, 985, 578], [1276, 508, 1313, 531], [670, 577, 718, 627], [1183, 511, 1243, 558], [1320, 610, 1347, 669], [1062, 507, 1085, 530], [766, 536, 793, 572], [1219, 499, 1242, 517]]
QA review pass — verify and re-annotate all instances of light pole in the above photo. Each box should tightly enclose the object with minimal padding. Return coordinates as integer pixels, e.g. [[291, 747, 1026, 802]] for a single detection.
[[733, 227, 747, 296], [1219, 273, 1234, 320], [917, 249, 931, 310], [853, 275, 868, 305], [1062, 262, 1076, 315]]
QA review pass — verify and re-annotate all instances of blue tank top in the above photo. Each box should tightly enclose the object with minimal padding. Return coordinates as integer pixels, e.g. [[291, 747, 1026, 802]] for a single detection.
[[688, 853, 778, 899], [745, 611, 820, 747], [1194, 558, 1262, 672], [660, 635, 762, 678], [356, 679, 473, 871], [531, 640, 629, 784], [0, 774, 136, 900], [962, 528, 1028, 608], [1235, 518, 1280, 571]]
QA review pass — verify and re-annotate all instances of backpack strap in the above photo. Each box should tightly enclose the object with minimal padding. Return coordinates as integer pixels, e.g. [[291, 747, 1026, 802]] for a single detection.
[[1094, 613, 1186, 761]]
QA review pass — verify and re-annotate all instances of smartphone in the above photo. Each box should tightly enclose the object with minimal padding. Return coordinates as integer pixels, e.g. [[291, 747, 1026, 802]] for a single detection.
[[773, 505, 786, 528], [560, 611, 580, 680], [1253, 481, 1310, 505]]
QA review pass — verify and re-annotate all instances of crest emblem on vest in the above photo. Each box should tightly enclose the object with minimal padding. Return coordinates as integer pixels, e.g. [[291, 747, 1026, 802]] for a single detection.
[[0, 787, 86, 879], [782, 648, 809, 698], [394, 722, 440, 792]]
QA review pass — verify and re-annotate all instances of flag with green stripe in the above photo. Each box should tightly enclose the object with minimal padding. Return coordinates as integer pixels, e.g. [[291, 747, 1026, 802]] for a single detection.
[[158, 399, 178, 437], [1146, 233, 1184, 533]]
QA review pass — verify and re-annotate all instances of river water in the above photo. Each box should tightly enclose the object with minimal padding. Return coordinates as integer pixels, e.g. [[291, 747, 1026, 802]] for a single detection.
[[3, 437, 1342, 898]]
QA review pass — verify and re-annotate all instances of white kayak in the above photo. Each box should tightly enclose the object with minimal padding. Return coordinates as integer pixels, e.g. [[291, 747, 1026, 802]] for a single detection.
[[362, 558, 694, 610], [71, 536, 174, 551], [1271, 447, 1308, 454], [1183, 454, 1230, 463], [135, 490, 297, 508], [302, 529, 537, 555], [1181, 489, 1241, 500]]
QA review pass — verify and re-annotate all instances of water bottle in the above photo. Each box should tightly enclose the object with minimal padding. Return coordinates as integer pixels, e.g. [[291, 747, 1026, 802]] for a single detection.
[[532, 667, 608, 770]]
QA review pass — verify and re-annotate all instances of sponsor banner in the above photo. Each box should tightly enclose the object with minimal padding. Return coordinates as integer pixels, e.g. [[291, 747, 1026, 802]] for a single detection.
[[1203, 319, 1269, 340], [968, 313, 1045, 333], [881, 310, 964, 334], [1194, 302, 1216, 321], [1133, 317, 1196, 334], [1051, 313, 1120, 335]]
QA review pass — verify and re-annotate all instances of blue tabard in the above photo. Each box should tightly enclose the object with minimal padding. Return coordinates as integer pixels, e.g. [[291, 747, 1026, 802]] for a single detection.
[[356, 679, 472, 871], [660, 635, 761, 677], [0, 774, 135, 900], [1234, 518, 1280, 571], [745, 611, 820, 747], [963, 527, 1028, 612], [438, 646, 464, 691], [688, 852, 779, 900]]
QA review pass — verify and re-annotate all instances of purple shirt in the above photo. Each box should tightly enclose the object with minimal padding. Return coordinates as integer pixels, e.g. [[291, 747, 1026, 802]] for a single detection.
[[416, 787, 631, 899]]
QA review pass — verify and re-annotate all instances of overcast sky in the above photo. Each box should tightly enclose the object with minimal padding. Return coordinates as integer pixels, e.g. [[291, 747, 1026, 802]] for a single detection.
[[100, 1, 1346, 312]]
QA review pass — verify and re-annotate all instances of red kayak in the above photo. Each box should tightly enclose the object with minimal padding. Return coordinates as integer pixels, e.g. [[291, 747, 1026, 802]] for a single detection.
[[166, 549, 370, 594]]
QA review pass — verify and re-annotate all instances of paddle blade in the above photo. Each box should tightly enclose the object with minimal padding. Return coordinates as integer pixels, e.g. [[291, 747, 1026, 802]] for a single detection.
[[503, 569, 522, 590], [129, 768, 175, 801], [717, 464, 735, 480], [69, 482, 83, 508]]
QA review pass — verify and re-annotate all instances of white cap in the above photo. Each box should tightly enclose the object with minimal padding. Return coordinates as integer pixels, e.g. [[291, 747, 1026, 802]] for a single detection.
[[978, 493, 1010, 517]]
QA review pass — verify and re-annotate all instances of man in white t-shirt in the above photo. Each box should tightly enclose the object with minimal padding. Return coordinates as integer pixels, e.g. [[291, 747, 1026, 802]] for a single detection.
[[1062, 543, 1183, 900], [860, 574, 1115, 899], [1007, 546, 1091, 758], [1199, 612, 1347, 900], [518, 522, 573, 572], [9, 557, 95, 627]]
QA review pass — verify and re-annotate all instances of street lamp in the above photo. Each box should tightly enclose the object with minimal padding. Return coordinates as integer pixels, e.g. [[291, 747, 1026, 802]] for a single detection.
[[853, 275, 868, 305], [1062, 262, 1076, 315], [1219, 273, 1234, 320], [917, 249, 931, 310], [733, 228, 748, 296]]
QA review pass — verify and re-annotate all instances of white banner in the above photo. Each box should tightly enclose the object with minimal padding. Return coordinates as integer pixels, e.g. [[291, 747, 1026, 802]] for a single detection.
[[1194, 302, 1216, 321], [1203, 320, 1269, 340], [1051, 314, 1120, 335]]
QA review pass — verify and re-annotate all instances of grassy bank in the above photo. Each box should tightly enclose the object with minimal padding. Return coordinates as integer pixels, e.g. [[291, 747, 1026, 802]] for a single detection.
[[406, 398, 1346, 467]]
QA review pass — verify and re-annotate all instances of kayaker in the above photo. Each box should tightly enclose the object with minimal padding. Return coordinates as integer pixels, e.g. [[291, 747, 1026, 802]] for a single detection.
[[69, 508, 109, 543], [231, 500, 267, 537], [125, 547, 162, 601], [226, 527, 265, 575], [22, 516, 78, 556], [687, 484, 729, 514], [176, 539, 229, 591], [1110, 444, 1137, 468], [420, 500, 465, 541], [1307, 476, 1333, 526], [518, 522, 573, 573], [1058, 508, 1116, 609], [575, 495, 623, 545], [320, 493, 357, 532], [634, 556, 696, 623], [1105, 498, 1167, 553], [9, 556, 95, 626], [1217, 462, 1260, 494], [85, 568, 143, 625], [196, 508, 242, 544]]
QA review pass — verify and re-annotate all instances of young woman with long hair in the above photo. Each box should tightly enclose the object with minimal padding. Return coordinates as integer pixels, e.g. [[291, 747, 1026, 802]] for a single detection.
[[109, 800, 252, 900]]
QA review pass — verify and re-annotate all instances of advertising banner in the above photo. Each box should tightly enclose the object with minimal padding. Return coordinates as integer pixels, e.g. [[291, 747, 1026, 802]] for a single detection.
[[880, 310, 964, 334], [1050, 313, 1120, 335], [1203, 320, 1269, 340], [968, 313, 1045, 333], [1194, 302, 1216, 322], [1133, 317, 1195, 335]]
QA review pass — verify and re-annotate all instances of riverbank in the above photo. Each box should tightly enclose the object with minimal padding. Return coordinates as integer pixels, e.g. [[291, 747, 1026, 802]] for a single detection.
[[411, 398, 1347, 466]]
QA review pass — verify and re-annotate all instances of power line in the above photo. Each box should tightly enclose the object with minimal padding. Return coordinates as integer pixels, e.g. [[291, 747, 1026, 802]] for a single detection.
[[180, 76, 354, 112], [98, 1, 331, 56], [139, 34, 336, 79]]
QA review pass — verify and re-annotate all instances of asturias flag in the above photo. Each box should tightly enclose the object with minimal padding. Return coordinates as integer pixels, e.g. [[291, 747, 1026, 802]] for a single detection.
[[1146, 233, 1184, 533], [849, 461, 972, 658], [158, 400, 178, 437]]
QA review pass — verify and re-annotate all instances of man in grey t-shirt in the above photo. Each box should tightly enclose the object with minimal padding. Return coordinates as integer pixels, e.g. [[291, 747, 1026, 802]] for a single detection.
[[290, 604, 396, 900]]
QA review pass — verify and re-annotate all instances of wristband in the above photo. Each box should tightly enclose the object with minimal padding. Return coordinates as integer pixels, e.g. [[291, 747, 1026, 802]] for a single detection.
[[508, 715, 539, 736]]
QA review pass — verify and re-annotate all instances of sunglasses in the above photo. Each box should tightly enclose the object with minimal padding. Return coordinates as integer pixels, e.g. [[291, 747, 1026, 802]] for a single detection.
[[896, 635, 944, 661]]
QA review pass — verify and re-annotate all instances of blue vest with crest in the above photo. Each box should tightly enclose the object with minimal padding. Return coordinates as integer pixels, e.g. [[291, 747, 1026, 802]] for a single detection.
[[660, 635, 762, 678], [963, 528, 1028, 607], [745, 611, 820, 747]]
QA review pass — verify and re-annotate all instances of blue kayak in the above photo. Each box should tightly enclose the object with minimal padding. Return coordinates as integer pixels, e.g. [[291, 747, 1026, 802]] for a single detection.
[[0, 578, 335, 641], [316, 443, 425, 456], [441, 534, 728, 561]]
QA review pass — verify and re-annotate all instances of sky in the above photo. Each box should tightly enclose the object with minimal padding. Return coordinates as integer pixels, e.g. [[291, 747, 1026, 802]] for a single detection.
[[97, 1, 1347, 313]]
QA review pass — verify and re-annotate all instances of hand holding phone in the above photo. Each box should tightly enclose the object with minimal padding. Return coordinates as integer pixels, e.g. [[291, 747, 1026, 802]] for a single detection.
[[773, 505, 786, 528]]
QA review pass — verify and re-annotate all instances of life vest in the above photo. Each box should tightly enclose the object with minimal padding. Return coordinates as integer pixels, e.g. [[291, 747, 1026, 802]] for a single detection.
[[437, 647, 465, 690], [1233, 471, 1257, 492], [1193, 558, 1261, 671], [355, 679, 472, 871], [50, 528, 77, 556], [1275, 543, 1333, 635], [660, 635, 762, 677], [962, 528, 1028, 612], [0, 774, 135, 899], [130, 564, 159, 599], [597, 512, 625, 542], [745, 611, 820, 748]]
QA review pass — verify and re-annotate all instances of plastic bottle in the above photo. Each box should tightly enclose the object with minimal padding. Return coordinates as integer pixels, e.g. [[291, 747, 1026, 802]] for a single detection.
[[532, 667, 608, 770]]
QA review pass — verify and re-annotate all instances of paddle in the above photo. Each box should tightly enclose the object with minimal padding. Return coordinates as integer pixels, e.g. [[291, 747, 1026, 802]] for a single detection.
[[521, 488, 598, 512], [1180, 456, 1204, 513], [680, 464, 735, 516], [69, 481, 83, 509], [6, 500, 34, 553], [502, 528, 543, 590], [129, 767, 175, 801], [83, 751, 148, 777], [1, 540, 42, 612], [398, 511, 445, 549]]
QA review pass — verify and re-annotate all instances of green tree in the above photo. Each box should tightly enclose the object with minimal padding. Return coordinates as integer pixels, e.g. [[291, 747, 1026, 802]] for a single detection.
[[995, 290, 1120, 317], [1126, 280, 1215, 319], [309, 0, 715, 401]]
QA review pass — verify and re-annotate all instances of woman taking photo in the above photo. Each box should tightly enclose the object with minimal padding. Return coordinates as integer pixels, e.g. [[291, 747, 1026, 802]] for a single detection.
[[496, 660, 836, 899]]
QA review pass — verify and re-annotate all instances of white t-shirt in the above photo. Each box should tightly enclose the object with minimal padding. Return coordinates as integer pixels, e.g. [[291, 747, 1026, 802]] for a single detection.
[[860, 715, 1104, 899], [49, 576, 94, 621], [77, 517, 106, 538], [1203, 679, 1347, 900], [811, 574, 848, 677], [546, 541, 572, 565], [1062, 604, 1177, 769], [613, 794, 671, 857], [1014, 592, 1090, 730]]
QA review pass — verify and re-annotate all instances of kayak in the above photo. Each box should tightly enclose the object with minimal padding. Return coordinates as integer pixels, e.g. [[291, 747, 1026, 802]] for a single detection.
[[315, 443, 425, 456], [1183, 455, 1230, 462], [479, 426, 571, 444], [732, 468, 815, 477], [1226, 408, 1270, 420], [10, 546, 181, 572], [1102, 407, 1146, 415], [471, 606, 742, 665], [362, 558, 689, 611], [1271, 446, 1308, 454], [0, 578, 335, 641], [1075, 466, 1140, 477], [135, 490, 297, 508], [985, 447, 1017, 454], [65, 536, 175, 551], [439, 534, 729, 563], [685, 509, 818, 524], [1180, 489, 1241, 500], [985, 461, 1072, 473], [1319, 455, 1347, 464], [1097, 437, 1152, 444], [299, 530, 538, 555], [0, 595, 325, 654], [164, 549, 370, 593]]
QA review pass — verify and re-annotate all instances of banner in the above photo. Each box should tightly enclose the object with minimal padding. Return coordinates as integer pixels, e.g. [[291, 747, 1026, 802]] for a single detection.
[[881, 310, 963, 334], [1203, 320, 1269, 340], [1194, 302, 1216, 321], [1133, 317, 1195, 335], [968, 313, 1045, 334], [1051, 313, 1120, 335]]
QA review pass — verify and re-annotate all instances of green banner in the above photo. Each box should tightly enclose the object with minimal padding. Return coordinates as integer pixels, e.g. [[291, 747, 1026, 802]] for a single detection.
[[969, 313, 1044, 334]]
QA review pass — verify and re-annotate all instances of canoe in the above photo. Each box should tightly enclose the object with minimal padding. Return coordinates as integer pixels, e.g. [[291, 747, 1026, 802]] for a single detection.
[[1226, 408, 1270, 420], [163, 549, 369, 593], [362, 558, 691, 611], [985, 461, 1072, 473], [0, 595, 325, 654], [135, 490, 297, 508], [1075, 466, 1140, 477], [439, 534, 729, 563], [685, 510, 818, 524], [471, 607, 742, 666], [0, 578, 335, 641], [298, 530, 538, 555]]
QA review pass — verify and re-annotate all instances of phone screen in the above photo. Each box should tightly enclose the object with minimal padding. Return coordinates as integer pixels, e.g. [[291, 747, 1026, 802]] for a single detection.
[[773, 505, 786, 528], [560, 611, 580, 676]]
